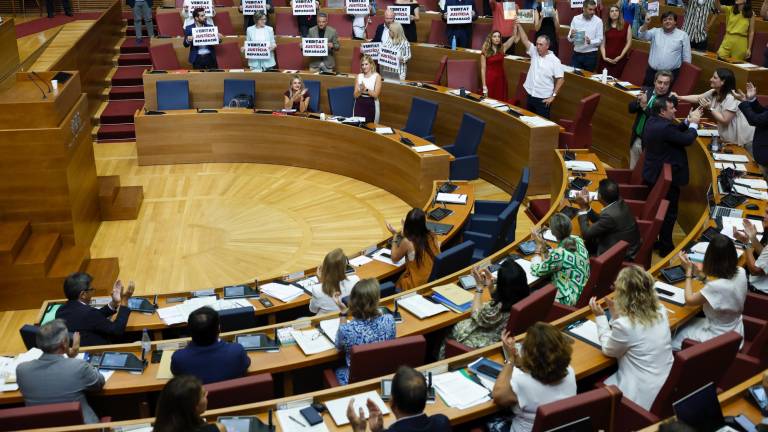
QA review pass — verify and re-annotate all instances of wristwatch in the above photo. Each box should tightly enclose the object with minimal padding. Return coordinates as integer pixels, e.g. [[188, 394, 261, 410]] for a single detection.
[[552, 93, 557, 98]]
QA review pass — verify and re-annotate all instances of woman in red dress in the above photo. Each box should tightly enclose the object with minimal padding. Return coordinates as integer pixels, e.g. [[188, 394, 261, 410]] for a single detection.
[[599, 5, 632, 78], [481, 29, 517, 101]]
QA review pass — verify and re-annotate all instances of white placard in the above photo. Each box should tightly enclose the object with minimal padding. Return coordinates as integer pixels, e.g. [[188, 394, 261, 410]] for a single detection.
[[245, 41, 271, 59], [302, 37, 328, 56], [388, 5, 411, 23], [189, 0, 213, 15], [446, 5, 472, 24], [292, 0, 316, 15], [517, 8, 534, 23], [377, 46, 400, 69], [646, 1, 659, 17], [242, 0, 266, 15], [192, 26, 219, 46], [360, 42, 380, 60], [570, 0, 583, 7], [346, 0, 370, 14]]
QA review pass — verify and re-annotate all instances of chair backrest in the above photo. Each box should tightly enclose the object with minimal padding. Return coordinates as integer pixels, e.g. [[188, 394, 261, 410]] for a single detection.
[[304, 79, 321, 112], [219, 306, 258, 332], [531, 386, 618, 432], [640, 164, 672, 221], [471, 22, 492, 49], [620, 50, 649, 86], [157, 80, 191, 110], [351, 45, 362, 74], [0, 402, 85, 431], [473, 0, 485, 16], [513, 71, 527, 106], [213, 11, 236, 35], [428, 240, 476, 282], [275, 42, 305, 70], [745, 292, 768, 321], [751, 32, 768, 67], [650, 331, 742, 418], [19, 324, 39, 350], [156, 12, 184, 38], [570, 93, 601, 149], [632, 199, 668, 269], [578, 240, 629, 307], [433, 55, 448, 85], [450, 113, 486, 157], [630, 152, 646, 185], [215, 42, 244, 69], [327, 14, 353, 38], [223, 79, 256, 107], [428, 19, 448, 45], [511, 167, 530, 205], [446, 59, 481, 94], [744, 317, 768, 359], [204, 374, 274, 409], [497, 199, 522, 247], [348, 335, 427, 383], [150, 43, 182, 70], [275, 11, 300, 36], [422, 0, 439, 11], [272, 0, 287, 5], [507, 284, 556, 335], [557, 35, 572, 65], [403, 97, 439, 139], [670, 62, 701, 96], [327, 86, 355, 117]]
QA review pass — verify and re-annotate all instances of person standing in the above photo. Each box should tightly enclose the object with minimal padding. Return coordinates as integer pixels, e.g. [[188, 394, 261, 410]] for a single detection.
[[238, 0, 274, 33], [481, 29, 516, 100], [516, 24, 564, 119], [443, 0, 477, 48], [244, 11, 276, 71], [380, 22, 411, 81], [350, 0, 375, 40], [291, 0, 321, 37], [737, 82, 768, 177], [353, 54, 382, 122], [371, 8, 394, 43], [534, 1, 559, 56], [127, 0, 154, 45], [628, 70, 673, 168], [567, 0, 603, 72], [46, 0, 72, 18], [183, 8, 224, 70], [181, 0, 214, 27], [599, 4, 632, 77], [638, 11, 692, 86], [716, 0, 755, 61], [394, 0, 420, 42], [682, 0, 718, 52], [307, 13, 340, 73], [489, 0, 518, 52], [617, 0, 646, 37]]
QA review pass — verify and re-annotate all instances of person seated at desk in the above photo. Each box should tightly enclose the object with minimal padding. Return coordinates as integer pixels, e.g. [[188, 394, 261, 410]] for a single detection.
[[675, 235, 747, 350], [441, 261, 530, 357], [530, 213, 590, 306], [308, 13, 341, 73], [284, 75, 311, 112], [387, 208, 440, 290], [481, 29, 517, 101], [309, 248, 358, 315], [354, 54, 383, 123], [56, 272, 134, 346], [371, 8, 395, 43], [491, 322, 577, 432], [567, 0, 603, 72], [628, 69, 673, 168], [516, 24, 564, 119], [347, 366, 451, 432], [181, 0, 215, 27], [675, 68, 755, 149], [380, 22, 412, 82], [244, 11, 276, 72], [715, 0, 755, 62], [153, 375, 226, 432], [183, 8, 225, 70], [737, 82, 768, 178], [16, 320, 104, 424], [732, 211, 768, 295], [332, 278, 396, 386], [239, 0, 274, 33], [574, 178, 641, 260], [171, 306, 251, 384], [589, 265, 674, 410], [638, 11, 692, 87]]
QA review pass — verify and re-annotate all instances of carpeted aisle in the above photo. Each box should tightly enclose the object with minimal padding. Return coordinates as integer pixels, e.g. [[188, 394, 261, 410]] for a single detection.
[[15, 12, 103, 38]]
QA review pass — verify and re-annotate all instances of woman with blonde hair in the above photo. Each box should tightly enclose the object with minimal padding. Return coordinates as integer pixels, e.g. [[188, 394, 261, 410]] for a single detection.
[[283, 75, 310, 112], [380, 22, 412, 81], [308, 248, 359, 315], [589, 265, 673, 410], [353, 54, 382, 123], [481, 29, 517, 100]]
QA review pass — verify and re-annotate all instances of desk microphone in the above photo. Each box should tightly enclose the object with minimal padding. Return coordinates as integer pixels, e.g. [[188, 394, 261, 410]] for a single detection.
[[31, 71, 52, 93], [27, 73, 47, 99], [268, 409, 274, 430], [153, 294, 158, 308]]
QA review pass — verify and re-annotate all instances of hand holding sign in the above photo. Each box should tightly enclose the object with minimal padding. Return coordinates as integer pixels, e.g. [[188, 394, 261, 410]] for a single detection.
[[388, 5, 411, 24], [245, 41, 271, 59], [446, 5, 472, 24], [302, 37, 329, 56], [292, 0, 317, 16], [192, 26, 220, 46]]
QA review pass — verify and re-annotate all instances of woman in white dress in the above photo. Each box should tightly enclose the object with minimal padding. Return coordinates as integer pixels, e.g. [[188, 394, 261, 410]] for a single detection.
[[589, 265, 674, 411], [492, 322, 577, 432], [244, 12, 276, 71], [379, 22, 411, 81], [674, 234, 747, 350], [181, 0, 215, 27], [308, 248, 358, 315], [353, 54, 382, 123]]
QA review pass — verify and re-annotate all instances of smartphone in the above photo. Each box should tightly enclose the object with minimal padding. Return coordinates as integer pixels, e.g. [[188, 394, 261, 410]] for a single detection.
[[259, 297, 273, 308], [151, 350, 163, 364], [748, 384, 768, 415], [166, 296, 186, 303], [380, 379, 393, 401], [476, 364, 501, 379]]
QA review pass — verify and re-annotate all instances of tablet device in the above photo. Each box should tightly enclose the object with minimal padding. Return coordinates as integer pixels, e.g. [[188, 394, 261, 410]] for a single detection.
[[380, 378, 393, 401], [458, 275, 477, 290], [748, 384, 768, 415], [101, 352, 128, 368], [518, 240, 537, 255], [660, 266, 686, 284], [127, 297, 156, 313], [235, 333, 279, 351], [224, 285, 259, 299], [98, 352, 145, 372], [218, 416, 275, 432]]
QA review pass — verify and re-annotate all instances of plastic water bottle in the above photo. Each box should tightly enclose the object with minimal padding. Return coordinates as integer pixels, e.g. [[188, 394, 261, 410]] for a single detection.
[[601, 68, 608, 84], [141, 329, 151, 355], [451, 35, 457, 50], [710, 135, 720, 153]]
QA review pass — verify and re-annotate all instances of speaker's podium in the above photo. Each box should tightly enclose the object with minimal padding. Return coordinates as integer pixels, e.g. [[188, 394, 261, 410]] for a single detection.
[[0, 72, 123, 310]]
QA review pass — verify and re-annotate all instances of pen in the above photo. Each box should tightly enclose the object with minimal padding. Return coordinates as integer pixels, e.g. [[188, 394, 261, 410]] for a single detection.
[[289, 415, 306, 427]]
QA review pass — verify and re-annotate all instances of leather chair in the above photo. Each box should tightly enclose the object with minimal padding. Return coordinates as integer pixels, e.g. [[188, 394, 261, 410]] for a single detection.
[[304, 79, 321, 112], [156, 12, 184, 38], [442, 113, 485, 180], [157, 80, 190, 110], [471, 22, 492, 50], [19, 324, 39, 350], [428, 19, 448, 45], [463, 199, 521, 260], [606, 152, 645, 187], [512, 72, 527, 106], [402, 97, 439, 142], [623, 200, 668, 270], [620, 50, 649, 86], [204, 373, 274, 409], [446, 59, 481, 94], [327, 86, 355, 117], [432, 54, 448, 85], [557, 93, 600, 150], [670, 62, 702, 96], [625, 164, 672, 222], [150, 43, 182, 70], [427, 240, 476, 282], [215, 42, 244, 69], [223, 79, 256, 107], [744, 291, 768, 321], [322, 335, 427, 386], [328, 14, 353, 38], [531, 386, 616, 432], [213, 11, 236, 35], [219, 306, 258, 332], [422, 0, 438, 11], [0, 402, 85, 431], [751, 31, 768, 65], [469, 167, 530, 230], [275, 12, 300, 36], [350, 45, 361, 74], [216, 0, 235, 5], [275, 42, 304, 70]]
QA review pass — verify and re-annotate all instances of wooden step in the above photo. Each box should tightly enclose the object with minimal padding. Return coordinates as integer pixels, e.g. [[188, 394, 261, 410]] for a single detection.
[[0, 221, 32, 265], [101, 186, 144, 221], [86, 257, 120, 296], [98, 175, 121, 202], [47, 244, 90, 279], [12, 233, 63, 277]]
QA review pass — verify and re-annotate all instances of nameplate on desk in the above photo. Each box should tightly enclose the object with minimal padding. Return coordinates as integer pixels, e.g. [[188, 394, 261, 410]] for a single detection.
[[284, 270, 305, 281]]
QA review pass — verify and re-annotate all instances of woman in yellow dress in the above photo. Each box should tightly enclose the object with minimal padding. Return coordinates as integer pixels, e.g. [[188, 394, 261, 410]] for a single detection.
[[716, 0, 755, 61]]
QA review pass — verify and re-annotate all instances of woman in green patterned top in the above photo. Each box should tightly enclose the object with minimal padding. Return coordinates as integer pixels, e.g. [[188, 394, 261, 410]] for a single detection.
[[530, 213, 591, 306]]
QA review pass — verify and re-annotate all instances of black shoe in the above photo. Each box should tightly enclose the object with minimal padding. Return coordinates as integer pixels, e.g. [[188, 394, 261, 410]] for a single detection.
[[653, 241, 662, 251]]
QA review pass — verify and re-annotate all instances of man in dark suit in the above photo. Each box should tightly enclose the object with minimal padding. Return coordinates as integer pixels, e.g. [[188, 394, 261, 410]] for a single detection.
[[183, 8, 224, 70], [346, 366, 451, 432], [290, 0, 321, 37], [574, 178, 641, 260], [371, 8, 395, 43], [642, 96, 702, 256], [627, 69, 673, 169], [55, 272, 134, 346], [737, 82, 768, 178], [171, 306, 251, 384]]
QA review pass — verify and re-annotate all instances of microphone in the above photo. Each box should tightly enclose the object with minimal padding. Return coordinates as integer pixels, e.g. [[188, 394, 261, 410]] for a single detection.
[[27, 73, 47, 99], [31, 71, 52, 93], [268, 409, 273, 430], [153, 294, 158, 307]]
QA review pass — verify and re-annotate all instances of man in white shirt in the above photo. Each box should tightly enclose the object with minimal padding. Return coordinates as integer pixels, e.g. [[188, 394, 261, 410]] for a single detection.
[[567, 0, 603, 72], [638, 11, 692, 87], [516, 23, 564, 119]]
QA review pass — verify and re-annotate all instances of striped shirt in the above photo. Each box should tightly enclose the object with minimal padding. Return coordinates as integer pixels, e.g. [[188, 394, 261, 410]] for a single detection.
[[380, 39, 411, 80], [682, 0, 716, 44]]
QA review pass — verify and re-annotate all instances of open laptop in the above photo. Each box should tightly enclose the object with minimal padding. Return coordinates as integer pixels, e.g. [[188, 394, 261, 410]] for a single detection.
[[708, 183, 743, 220], [544, 417, 593, 432], [673, 382, 739, 432]]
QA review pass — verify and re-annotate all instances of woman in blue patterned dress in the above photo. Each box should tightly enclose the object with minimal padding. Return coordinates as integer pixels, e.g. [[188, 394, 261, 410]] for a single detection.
[[332, 278, 396, 385]]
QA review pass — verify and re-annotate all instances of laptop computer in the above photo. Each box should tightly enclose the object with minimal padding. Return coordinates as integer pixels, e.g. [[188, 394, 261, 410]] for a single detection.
[[673, 382, 738, 432], [708, 184, 743, 220]]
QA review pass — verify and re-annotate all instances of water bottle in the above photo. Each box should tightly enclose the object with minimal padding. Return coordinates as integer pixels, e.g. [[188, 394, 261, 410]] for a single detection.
[[141, 329, 151, 355], [601, 68, 608, 84], [451, 35, 457, 50], [710, 135, 720, 153]]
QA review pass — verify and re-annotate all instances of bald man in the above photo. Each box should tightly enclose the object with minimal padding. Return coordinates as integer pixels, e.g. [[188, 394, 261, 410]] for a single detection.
[[371, 8, 395, 43]]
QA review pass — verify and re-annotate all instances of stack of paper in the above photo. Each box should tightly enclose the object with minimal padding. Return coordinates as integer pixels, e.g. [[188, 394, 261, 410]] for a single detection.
[[156, 297, 255, 325], [294, 276, 320, 291], [513, 258, 541, 284], [0, 348, 43, 389], [733, 185, 768, 200], [481, 98, 507, 108], [565, 160, 597, 171], [349, 255, 373, 267], [519, 115, 555, 127], [261, 282, 305, 303], [697, 129, 719, 137], [325, 391, 391, 426], [734, 62, 760, 69], [318, 318, 341, 344], [397, 295, 450, 319], [375, 127, 394, 134], [505, 54, 526, 60], [655, 281, 685, 306], [720, 216, 764, 239], [735, 178, 768, 189], [436, 193, 468, 204], [432, 371, 491, 409], [371, 248, 406, 267], [431, 283, 474, 312], [291, 328, 336, 355], [277, 405, 330, 432], [413, 144, 441, 153], [715, 162, 748, 171], [564, 319, 601, 348], [713, 153, 749, 163]]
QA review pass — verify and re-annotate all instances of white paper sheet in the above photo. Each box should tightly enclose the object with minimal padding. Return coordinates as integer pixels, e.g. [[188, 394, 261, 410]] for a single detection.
[[514, 258, 540, 284], [349, 255, 373, 267], [325, 391, 391, 426], [260, 282, 305, 303], [371, 248, 406, 267], [413, 144, 441, 153], [291, 328, 336, 355], [436, 193, 468, 204], [713, 153, 749, 163], [565, 160, 597, 171], [655, 281, 685, 305], [432, 371, 491, 409], [567, 319, 600, 346], [318, 318, 340, 344], [396, 295, 449, 319]]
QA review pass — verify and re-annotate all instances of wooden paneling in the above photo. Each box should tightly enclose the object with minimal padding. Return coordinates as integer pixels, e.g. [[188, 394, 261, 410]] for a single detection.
[[0, 19, 20, 89]]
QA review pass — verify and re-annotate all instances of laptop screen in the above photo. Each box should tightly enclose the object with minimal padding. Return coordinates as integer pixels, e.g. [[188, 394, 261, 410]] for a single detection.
[[544, 417, 592, 432], [673, 382, 725, 432]]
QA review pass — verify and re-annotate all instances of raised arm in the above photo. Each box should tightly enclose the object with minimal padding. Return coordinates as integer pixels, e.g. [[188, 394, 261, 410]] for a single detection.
[[517, 23, 531, 51]]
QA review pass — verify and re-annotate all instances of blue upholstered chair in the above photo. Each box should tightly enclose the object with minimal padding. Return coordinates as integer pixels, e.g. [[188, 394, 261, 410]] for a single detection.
[[156, 80, 190, 110], [327, 86, 355, 117], [467, 167, 529, 237], [304, 80, 321, 113], [402, 97, 439, 142], [442, 113, 485, 180], [464, 199, 521, 260], [19, 324, 40, 350], [223, 79, 255, 108], [219, 306, 257, 332], [427, 240, 476, 282]]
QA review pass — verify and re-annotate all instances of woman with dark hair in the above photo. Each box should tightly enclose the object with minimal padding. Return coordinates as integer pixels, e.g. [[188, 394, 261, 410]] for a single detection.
[[599, 4, 632, 77], [716, 0, 754, 61], [153, 376, 225, 432], [492, 322, 576, 432], [676, 68, 755, 148], [387, 208, 440, 290], [674, 234, 747, 349]]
